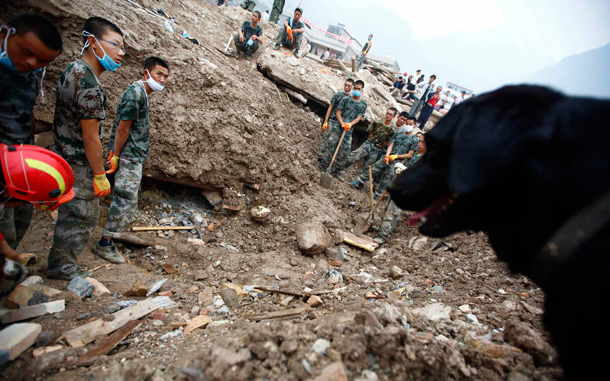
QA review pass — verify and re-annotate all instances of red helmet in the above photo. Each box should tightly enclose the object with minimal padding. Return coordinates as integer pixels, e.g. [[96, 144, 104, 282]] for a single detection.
[[404, 72, 408, 76], [0, 144, 75, 211]]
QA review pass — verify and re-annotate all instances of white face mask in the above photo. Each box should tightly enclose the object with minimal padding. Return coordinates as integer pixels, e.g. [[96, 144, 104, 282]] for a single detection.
[[405, 125, 414, 133], [145, 69, 164, 92]]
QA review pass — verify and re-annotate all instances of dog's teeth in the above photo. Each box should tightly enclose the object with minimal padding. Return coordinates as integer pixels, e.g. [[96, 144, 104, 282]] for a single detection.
[[420, 217, 427, 223]]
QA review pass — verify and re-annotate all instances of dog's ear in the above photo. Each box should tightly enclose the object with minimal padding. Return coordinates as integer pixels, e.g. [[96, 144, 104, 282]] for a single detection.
[[430, 85, 565, 194]]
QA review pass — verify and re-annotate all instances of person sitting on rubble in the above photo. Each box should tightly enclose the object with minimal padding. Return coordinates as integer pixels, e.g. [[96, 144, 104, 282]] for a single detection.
[[234, 11, 264, 60], [343, 107, 397, 188], [318, 78, 354, 164], [273, 7, 305, 57], [321, 80, 368, 181], [402, 75, 417, 100], [374, 132, 426, 245], [94, 57, 170, 264]]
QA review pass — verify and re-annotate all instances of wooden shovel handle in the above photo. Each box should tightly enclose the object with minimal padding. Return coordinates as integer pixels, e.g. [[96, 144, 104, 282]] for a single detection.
[[326, 129, 347, 172], [366, 158, 409, 221], [368, 165, 374, 210]]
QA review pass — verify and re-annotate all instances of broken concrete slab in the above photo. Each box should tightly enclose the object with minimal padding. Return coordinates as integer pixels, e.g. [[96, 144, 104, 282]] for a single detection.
[[2, 300, 65, 324], [67, 276, 95, 299], [0, 323, 42, 364], [84, 277, 111, 297], [296, 221, 332, 255], [5, 284, 61, 309]]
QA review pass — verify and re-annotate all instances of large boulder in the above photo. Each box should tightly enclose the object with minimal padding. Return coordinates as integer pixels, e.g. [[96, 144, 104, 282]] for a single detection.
[[296, 222, 332, 256]]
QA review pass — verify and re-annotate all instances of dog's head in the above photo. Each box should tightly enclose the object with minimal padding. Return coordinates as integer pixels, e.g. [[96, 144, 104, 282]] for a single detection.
[[388, 85, 610, 271]]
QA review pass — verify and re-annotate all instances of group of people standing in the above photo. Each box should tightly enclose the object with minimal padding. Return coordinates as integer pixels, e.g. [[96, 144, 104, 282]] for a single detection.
[[0, 14, 170, 280]]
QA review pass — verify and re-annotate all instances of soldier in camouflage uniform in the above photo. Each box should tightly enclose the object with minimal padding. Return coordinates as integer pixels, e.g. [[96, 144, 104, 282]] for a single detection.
[[273, 8, 305, 56], [48, 17, 125, 280], [321, 80, 368, 181], [356, 34, 373, 71], [93, 57, 170, 260], [234, 11, 263, 59], [269, 0, 285, 24], [344, 108, 396, 186], [375, 133, 426, 245], [0, 15, 63, 248], [319, 79, 353, 162]]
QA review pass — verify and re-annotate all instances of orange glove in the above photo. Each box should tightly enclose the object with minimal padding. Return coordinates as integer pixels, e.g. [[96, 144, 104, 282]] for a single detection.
[[287, 26, 293, 42], [105, 152, 120, 174], [322, 122, 328, 131], [363, 52, 367, 56], [93, 173, 111, 198], [342, 123, 351, 131], [385, 155, 390, 165]]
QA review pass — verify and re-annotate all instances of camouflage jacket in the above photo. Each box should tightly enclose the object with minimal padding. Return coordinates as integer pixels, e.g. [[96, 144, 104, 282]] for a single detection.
[[328, 91, 350, 122], [367, 120, 395, 148], [53, 59, 106, 165], [108, 81, 150, 163], [390, 132, 419, 155], [405, 151, 424, 167], [336, 96, 367, 126], [0, 64, 39, 145]]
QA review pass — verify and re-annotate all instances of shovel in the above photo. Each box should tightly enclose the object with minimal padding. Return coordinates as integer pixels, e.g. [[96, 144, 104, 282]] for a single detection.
[[368, 166, 374, 210], [353, 158, 408, 236], [320, 129, 347, 189]]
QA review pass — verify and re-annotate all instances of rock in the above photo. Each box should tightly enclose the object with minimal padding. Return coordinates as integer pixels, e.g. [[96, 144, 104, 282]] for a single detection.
[[390, 266, 405, 279], [328, 260, 342, 267], [502, 300, 520, 312], [504, 318, 558, 366], [431, 285, 443, 293], [317, 258, 329, 272], [327, 348, 342, 362], [307, 295, 323, 307], [413, 302, 451, 321], [21, 276, 44, 287], [303, 271, 315, 282], [313, 362, 348, 381], [374, 303, 407, 326], [66, 277, 95, 299], [324, 247, 338, 259], [250, 206, 271, 222], [152, 320, 164, 326], [327, 274, 342, 285], [280, 296, 294, 307], [412, 236, 428, 251], [35, 331, 57, 347], [311, 338, 331, 355], [131, 282, 149, 296], [191, 305, 200, 315], [520, 301, 544, 315], [458, 304, 471, 313], [337, 247, 350, 262], [219, 288, 240, 309], [194, 271, 208, 281], [217, 305, 230, 315], [159, 291, 173, 297], [84, 277, 111, 296], [414, 332, 434, 343], [455, 268, 464, 275], [296, 222, 332, 255], [465, 331, 523, 358], [187, 285, 200, 294], [466, 314, 479, 324], [356, 370, 380, 381], [220, 283, 248, 297]]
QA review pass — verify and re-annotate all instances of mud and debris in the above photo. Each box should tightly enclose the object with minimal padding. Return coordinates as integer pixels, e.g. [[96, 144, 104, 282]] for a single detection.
[[0, 1, 561, 380]]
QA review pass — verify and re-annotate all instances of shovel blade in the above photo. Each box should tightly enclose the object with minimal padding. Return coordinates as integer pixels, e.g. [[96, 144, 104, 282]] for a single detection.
[[353, 217, 370, 236], [320, 173, 332, 189]]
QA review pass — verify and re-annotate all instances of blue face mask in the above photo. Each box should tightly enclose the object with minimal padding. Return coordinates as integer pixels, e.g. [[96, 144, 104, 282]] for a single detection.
[[368, 36, 372, 41], [81, 31, 121, 72], [0, 27, 19, 72], [352, 90, 362, 97]]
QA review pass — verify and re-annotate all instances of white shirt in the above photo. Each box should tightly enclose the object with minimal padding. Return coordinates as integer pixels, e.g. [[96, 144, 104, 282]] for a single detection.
[[322, 51, 330, 60], [262, 12, 270, 21], [415, 81, 434, 99], [454, 94, 464, 105], [437, 94, 448, 107]]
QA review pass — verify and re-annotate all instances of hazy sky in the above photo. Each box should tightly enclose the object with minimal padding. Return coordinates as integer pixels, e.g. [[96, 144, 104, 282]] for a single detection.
[[263, 0, 610, 93]]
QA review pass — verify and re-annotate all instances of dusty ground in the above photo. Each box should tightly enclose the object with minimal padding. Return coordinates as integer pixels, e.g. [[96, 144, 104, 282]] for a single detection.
[[0, 1, 560, 380]]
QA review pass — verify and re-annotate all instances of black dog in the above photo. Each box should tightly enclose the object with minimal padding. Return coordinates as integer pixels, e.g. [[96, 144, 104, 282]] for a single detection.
[[388, 85, 610, 379]]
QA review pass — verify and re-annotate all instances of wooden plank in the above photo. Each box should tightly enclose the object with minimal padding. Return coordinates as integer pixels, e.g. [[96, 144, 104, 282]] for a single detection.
[[77, 320, 141, 366], [132, 226, 194, 232], [62, 298, 159, 347], [246, 306, 311, 321], [351, 57, 356, 72], [183, 316, 213, 335], [305, 53, 324, 64], [2, 300, 65, 324], [202, 190, 223, 211], [161, 263, 180, 275], [0, 323, 41, 364], [343, 232, 379, 252], [336, 60, 349, 72]]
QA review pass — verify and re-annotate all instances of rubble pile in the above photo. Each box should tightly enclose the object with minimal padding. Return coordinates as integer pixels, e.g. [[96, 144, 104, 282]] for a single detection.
[[0, 1, 559, 380]]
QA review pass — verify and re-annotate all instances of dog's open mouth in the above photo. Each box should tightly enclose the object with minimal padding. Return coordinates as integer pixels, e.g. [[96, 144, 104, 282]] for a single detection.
[[408, 193, 458, 227]]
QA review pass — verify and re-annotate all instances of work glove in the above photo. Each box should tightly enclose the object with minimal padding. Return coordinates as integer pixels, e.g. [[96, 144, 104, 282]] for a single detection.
[[394, 163, 407, 175], [322, 122, 328, 131], [342, 123, 351, 131], [93, 173, 111, 198], [385, 154, 397, 165], [287, 27, 293, 42], [363, 52, 367, 56], [105, 152, 120, 174], [389, 155, 398, 162]]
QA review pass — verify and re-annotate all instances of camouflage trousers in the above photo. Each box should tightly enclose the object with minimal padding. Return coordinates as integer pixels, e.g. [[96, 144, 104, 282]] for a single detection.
[[269, 0, 285, 23], [341, 140, 384, 176], [276, 25, 303, 50], [321, 123, 352, 175], [47, 163, 99, 277], [357, 156, 394, 196], [102, 157, 143, 237], [356, 53, 365, 71], [233, 34, 260, 55], [318, 121, 336, 157], [0, 203, 33, 249], [379, 200, 403, 239]]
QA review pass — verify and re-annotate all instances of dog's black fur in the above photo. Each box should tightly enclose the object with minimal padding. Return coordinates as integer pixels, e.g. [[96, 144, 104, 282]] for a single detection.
[[388, 85, 610, 378]]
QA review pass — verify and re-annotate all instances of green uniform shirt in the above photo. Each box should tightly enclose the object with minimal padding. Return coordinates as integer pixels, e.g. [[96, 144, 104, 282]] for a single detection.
[[336, 96, 367, 126], [405, 152, 423, 167], [390, 133, 419, 155], [0, 64, 39, 145], [53, 59, 106, 165], [367, 121, 395, 148], [108, 81, 150, 163], [241, 21, 263, 41], [328, 91, 350, 122]]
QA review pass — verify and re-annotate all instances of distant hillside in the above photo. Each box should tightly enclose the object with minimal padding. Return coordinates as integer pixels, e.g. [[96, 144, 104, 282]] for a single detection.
[[525, 43, 610, 99]]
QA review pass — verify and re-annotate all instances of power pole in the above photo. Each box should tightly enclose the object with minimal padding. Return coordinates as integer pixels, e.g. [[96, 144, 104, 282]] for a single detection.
[[269, 0, 285, 23]]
